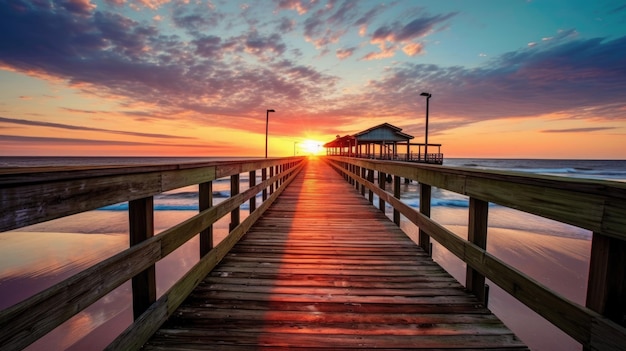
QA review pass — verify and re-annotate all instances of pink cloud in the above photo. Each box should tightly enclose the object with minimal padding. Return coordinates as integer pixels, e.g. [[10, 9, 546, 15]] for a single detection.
[[336, 47, 356, 60], [276, 0, 313, 15], [402, 42, 424, 56]]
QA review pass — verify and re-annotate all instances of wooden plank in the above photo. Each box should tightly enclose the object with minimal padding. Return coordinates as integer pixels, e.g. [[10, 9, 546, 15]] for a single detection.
[[141, 158, 527, 350]]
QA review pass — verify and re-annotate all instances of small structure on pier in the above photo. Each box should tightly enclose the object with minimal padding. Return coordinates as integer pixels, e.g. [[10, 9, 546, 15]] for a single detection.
[[323, 122, 443, 164]]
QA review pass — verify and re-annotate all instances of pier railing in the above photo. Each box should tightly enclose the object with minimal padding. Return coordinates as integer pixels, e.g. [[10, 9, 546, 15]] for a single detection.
[[327, 156, 626, 351], [0, 157, 304, 350]]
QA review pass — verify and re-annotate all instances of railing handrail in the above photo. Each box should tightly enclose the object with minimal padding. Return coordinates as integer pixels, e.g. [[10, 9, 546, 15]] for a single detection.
[[0, 158, 301, 232], [0, 157, 305, 350], [327, 156, 626, 351]]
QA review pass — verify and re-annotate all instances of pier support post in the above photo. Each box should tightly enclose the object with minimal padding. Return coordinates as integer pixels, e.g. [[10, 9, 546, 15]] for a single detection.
[[129, 196, 156, 320], [378, 171, 386, 213], [229, 174, 240, 231], [586, 232, 626, 327], [199, 181, 213, 256], [262, 168, 267, 201], [269, 167, 275, 195], [249, 170, 256, 213], [367, 169, 374, 203], [361, 167, 366, 196], [393, 175, 401, 226], [466, 197, 489, 304], [419, 183, 431, 252]]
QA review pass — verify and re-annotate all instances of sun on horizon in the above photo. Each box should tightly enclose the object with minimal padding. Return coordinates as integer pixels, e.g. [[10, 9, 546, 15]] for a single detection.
[[299, 140, 324, 156]]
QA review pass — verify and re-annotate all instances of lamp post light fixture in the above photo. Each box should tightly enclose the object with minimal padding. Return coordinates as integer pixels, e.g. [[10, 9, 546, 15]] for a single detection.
[[420, 92, 431, 162], [265, 109, 275, 158]]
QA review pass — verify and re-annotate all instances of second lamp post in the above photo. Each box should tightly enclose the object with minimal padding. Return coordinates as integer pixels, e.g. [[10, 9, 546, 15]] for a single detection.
[[265, 109, 275, 158], [420, 92, 431, 162]]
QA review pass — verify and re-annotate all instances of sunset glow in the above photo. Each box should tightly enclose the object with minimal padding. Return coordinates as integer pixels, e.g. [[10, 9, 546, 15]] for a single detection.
[[0, 1, 625, 158]]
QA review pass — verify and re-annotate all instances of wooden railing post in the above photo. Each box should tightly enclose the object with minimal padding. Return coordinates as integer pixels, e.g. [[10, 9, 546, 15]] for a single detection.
[[249, 170, 256, 213], [199, 181, 213, 256], [367, 169, 374, 203], [419, 183, 431, 253], [229, 174, 240, 231], [378, 171, 386, 213], [393, 175, 401, 225], [466, 197, 489, 304], [586, 232, 626, 327], [262, 168, 267, 201], [129, 196, 156, 320], [269, 166, 275, 195], [360, 167, 366, 196]]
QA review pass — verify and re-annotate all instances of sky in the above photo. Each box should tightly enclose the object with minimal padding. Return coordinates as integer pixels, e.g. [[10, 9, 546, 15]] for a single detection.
[[1, 0, 625, 159]]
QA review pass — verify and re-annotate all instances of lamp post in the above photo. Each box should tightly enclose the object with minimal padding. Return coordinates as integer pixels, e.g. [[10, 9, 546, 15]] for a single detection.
[[420, 92, 431, 162], [293, 141, 298, 156], [265, 109, 275, 158]]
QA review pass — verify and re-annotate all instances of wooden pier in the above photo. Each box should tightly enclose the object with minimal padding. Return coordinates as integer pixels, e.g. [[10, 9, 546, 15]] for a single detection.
[[142, 158, 526, 349], [1, 155, 626, 350]]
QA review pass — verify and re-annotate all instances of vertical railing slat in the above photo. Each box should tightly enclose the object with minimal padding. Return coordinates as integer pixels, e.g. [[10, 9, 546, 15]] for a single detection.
[[393, 175, 401, 225], [367, 169, 374, 203], [378, 171, 386, 213], [129, 196, 156, 320], [199, 181, 213, 256], [229, 174, 240, 231], [249, 170, 256, 213], [419, 183, 431, 253], [466, 197, 489, 304], [586, 232, 626, 327], [262, 168, 268, 201]]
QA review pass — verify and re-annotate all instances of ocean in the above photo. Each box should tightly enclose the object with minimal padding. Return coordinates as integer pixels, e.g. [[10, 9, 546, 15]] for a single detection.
[[1, 157, 625, 350]]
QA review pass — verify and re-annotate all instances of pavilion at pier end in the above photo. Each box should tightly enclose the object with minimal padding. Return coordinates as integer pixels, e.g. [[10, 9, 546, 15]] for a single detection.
[[323, 122, 443, 164]]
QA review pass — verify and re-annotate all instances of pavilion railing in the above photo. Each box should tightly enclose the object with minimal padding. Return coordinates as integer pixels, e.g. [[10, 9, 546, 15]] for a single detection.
[[327, 156, 626, 351], [0, 157, 305, 350]]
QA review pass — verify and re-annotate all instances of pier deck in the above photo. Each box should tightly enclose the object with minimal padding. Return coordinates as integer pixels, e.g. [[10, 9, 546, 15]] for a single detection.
[[143, 158, 527, 350]]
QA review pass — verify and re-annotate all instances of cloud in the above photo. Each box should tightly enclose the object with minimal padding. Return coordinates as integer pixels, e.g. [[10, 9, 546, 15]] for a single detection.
[[364, 12, 456, 60], [347, 33, 626, 131], [133, 0, 171, 10], [0, 0, 337, 133], [0, 134, 244, 154], [0, 134, 169, 146], [371, 13, 456, 43], [336, 47, 356, 60], [59, 0, 97, 15], [402, 42, 424, 56], [0, 116, 194, 139], [243, 31, 287, 57], [277, 17, 296, 32], [541, 127, 617, 133], [2, 1, 624, 145], [276, 0, 314, 15]]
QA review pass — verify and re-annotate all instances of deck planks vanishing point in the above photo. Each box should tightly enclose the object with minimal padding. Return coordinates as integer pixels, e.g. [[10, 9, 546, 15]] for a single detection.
[[143, 157, 527, 350]]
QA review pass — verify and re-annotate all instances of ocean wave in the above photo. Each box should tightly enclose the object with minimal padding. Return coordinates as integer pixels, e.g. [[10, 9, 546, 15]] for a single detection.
[[156, 190, 232, 199], [98, 203, 254, 211]]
